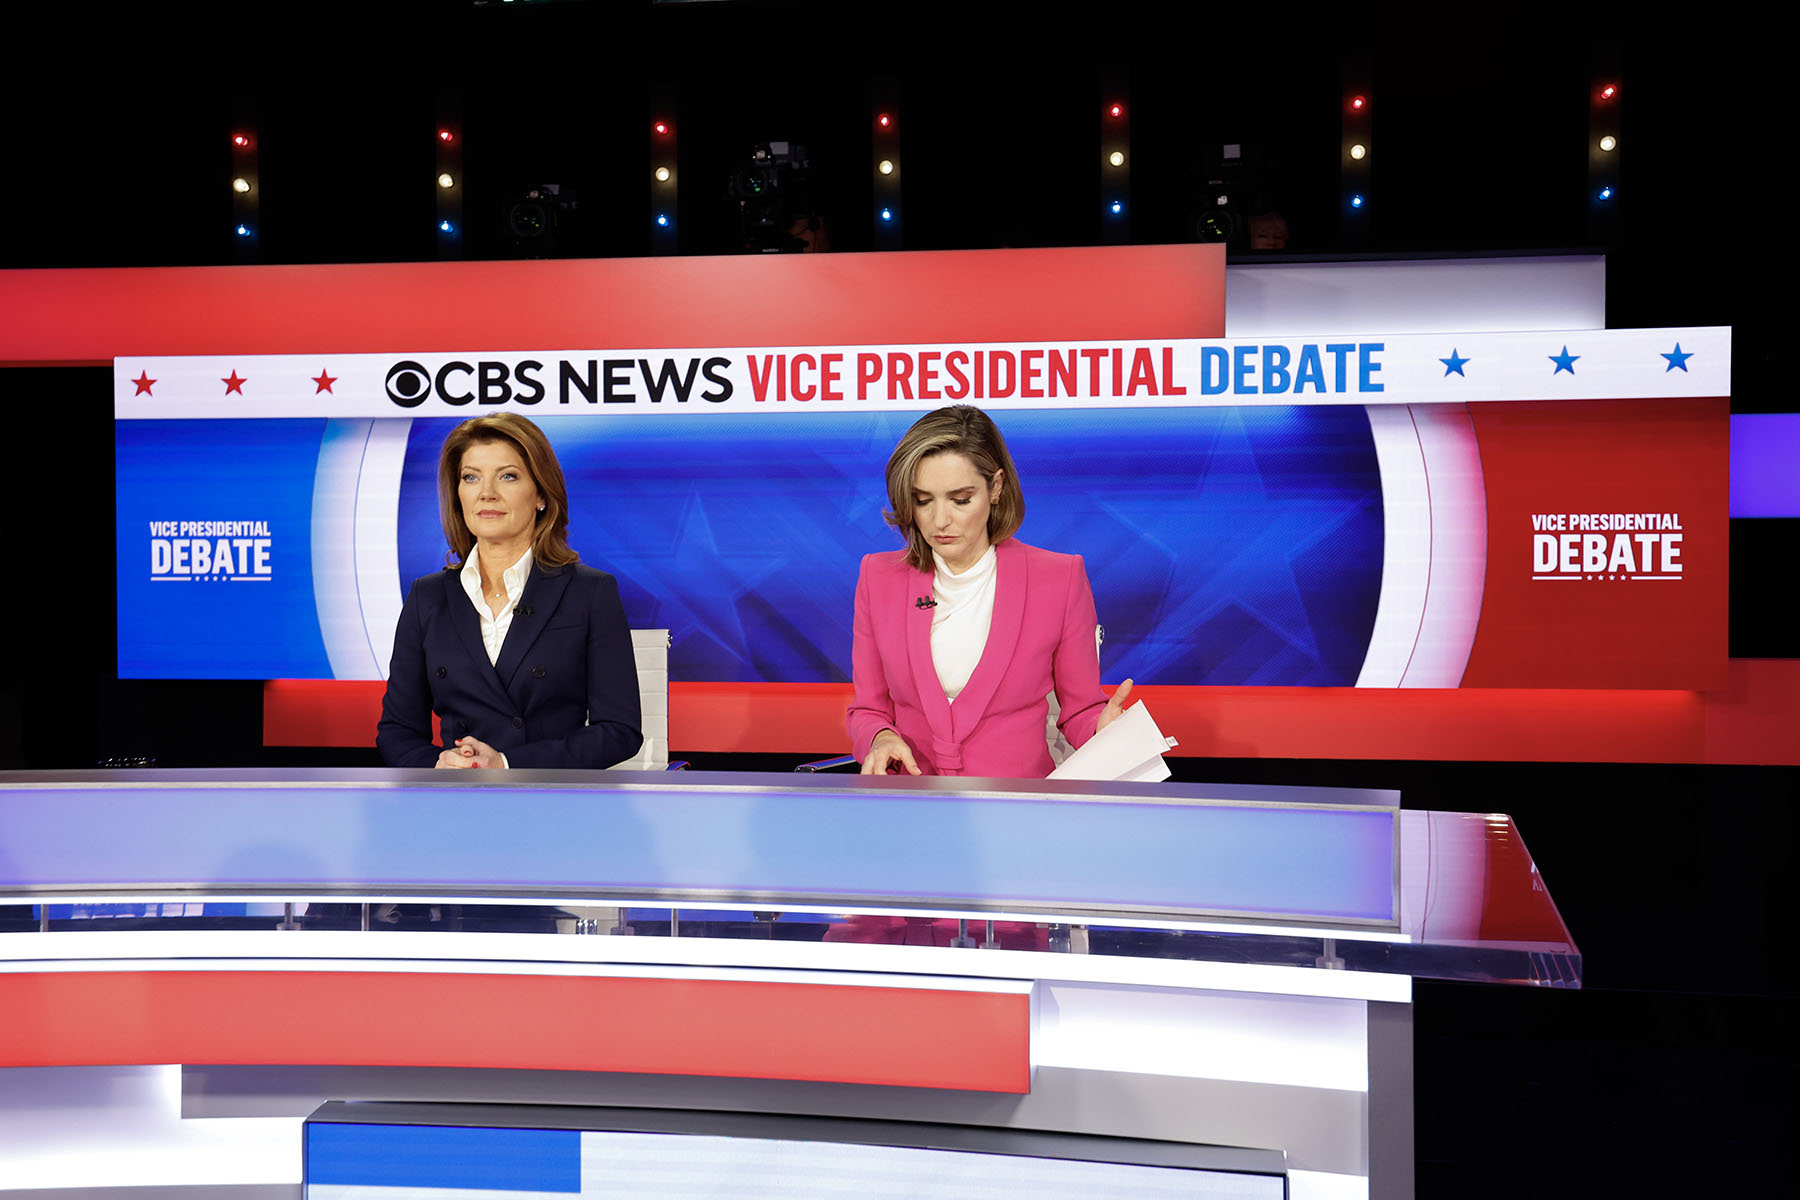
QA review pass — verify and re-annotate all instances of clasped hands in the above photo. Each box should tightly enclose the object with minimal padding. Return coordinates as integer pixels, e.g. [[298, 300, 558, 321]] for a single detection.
[[860, 679, 1136, 774], [436, 735, 504, 769]]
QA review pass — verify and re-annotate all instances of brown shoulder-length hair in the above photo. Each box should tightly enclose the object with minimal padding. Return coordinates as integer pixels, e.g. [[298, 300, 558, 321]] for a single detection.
[[436, 413, 578, 569], [882, 405, 1025, 571]]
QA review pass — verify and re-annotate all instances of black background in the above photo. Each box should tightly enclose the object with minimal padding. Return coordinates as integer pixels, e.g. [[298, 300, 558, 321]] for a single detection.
[[1, 3, 1795, 1193]]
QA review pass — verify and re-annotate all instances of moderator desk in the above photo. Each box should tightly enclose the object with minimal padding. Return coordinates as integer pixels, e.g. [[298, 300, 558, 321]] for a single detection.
[[0, 769, 1578, 1199]]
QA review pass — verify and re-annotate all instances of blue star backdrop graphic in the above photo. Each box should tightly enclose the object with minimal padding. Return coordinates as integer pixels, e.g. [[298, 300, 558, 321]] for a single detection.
[[1439, 348, 1470, 377], [394, 409, 1385, 685], [1662, 343, 1693, 372], [1549, 346, 1580, 374]]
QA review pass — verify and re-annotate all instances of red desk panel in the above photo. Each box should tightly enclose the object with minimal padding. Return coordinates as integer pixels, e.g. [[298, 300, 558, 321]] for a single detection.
[[0, 970, 1031, 1093]]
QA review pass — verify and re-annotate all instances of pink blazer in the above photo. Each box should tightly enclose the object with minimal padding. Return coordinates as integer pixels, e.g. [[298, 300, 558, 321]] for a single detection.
[[846, 539, 1107, 778]]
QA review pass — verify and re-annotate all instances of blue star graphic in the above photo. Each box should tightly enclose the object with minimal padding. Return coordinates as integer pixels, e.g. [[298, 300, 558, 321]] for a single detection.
[[1549, 345, 1580, 374], [595, 493, 797, 678], [1661, 343, 1693, 372], [1089, 410, 1372, 681], [1439, 348, 1470, 377]]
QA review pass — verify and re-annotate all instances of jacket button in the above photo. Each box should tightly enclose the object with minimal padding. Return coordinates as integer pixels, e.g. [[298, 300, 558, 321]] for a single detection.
[[532, 666, 546, 678], [511, 717, 523, 729], [436, 667, 447, 679]]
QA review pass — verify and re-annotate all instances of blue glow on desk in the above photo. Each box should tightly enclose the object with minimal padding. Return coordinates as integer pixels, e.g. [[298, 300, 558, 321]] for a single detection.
[[0, 772, 1396, 925]]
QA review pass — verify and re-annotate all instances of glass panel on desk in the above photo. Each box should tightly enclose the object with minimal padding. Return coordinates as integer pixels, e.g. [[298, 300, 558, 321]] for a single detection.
[[1090, 810, 1580, 987], [0, 768, 1575, 985]]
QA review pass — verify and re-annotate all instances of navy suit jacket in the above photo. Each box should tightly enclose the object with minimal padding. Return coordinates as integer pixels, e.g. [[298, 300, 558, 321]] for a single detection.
[[376, 560, 643, 770]]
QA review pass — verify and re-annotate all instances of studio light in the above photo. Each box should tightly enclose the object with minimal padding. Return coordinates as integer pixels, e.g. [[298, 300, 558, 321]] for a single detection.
[[1350, 144, 1366, 160], [1350, 194, 1365, 209], [655, 166, 671, 182], [878, 159, 894, 175], [437, 173, 455, 189], [231, 177, 251, 193], [1109, 151, 1124, 167], [1599, 135, 1617, 152]]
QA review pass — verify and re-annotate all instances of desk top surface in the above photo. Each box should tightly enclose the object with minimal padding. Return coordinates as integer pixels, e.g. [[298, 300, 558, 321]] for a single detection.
[[0, 768, 1577, 986]]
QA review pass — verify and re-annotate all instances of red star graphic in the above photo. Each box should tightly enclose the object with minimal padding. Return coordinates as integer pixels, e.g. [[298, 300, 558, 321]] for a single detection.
[[222, 370, 247, 395], [132, 371, 156, 396], [312, 369, 338, 394]]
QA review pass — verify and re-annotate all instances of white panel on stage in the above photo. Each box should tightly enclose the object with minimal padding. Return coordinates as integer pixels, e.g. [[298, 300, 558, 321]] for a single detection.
[[1227, 255, 1605, 337]]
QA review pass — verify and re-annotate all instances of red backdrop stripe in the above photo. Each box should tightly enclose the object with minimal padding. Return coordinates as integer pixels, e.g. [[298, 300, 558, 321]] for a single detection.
[[0, 970, 1031, 1091], [265, 661, 1800, 765], [0, 246, 1225, 365]]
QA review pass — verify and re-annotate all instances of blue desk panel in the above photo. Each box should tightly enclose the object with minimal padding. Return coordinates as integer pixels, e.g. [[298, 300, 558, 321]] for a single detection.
[[0, 771, 1396, 925]]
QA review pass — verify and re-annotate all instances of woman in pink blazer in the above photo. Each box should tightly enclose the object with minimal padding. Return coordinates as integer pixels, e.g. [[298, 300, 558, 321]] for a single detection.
[[846, 406, 1133, 779]]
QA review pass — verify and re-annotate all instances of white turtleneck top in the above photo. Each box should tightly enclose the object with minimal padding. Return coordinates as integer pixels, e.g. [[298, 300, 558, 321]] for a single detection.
[[930, 544, 998, 701]]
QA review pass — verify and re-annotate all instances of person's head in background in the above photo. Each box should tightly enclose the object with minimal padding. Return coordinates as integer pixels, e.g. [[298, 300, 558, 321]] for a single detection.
[[1248, 211, 1289, 251], [787, 210, 830, 252]]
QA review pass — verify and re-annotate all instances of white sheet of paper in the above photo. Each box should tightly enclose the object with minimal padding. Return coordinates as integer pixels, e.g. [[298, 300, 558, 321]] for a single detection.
[[1047, 701, 1176, 783]]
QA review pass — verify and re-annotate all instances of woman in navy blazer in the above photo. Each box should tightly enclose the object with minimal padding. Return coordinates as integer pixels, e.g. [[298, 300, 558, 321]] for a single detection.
[[377, 413, 641, 771], [847, 406, 1133, 778]]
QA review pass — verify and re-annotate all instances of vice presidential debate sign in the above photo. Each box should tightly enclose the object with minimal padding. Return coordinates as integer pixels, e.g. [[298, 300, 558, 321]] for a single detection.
[[115, 327, 1729, 688]]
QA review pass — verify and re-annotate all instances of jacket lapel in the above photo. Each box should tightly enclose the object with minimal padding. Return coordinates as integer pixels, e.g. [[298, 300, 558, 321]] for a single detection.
[[903, 559, 955, 738], [495, 560, 571, 690], [949, 539, 1026, 741], [446, 570, 515, 713]]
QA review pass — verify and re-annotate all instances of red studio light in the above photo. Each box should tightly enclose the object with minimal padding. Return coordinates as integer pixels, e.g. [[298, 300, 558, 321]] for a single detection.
[[653, 120, 670, 136], [1350, 95, 1366, 111], [1599, 83, 1618, 101], [877, 113, 893, 129], [231, 133, 250, 148], [1108, 103, 1123, 118], [437, 129, 455, 143]]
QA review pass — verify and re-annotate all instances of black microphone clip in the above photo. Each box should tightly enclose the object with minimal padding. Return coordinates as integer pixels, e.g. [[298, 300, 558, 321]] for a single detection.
[[513, 605, 535, 616], [914, 595, 938, 609]]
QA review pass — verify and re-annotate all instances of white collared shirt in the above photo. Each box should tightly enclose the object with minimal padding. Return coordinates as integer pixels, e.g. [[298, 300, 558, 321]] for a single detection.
[[930, 544, 998, 702], [459, 547, 534, 666]]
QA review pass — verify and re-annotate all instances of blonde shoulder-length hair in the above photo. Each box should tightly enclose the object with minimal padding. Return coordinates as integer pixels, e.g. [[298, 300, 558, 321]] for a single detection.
[[436, 413, 579, 569], [882, 406, 1025, 571]]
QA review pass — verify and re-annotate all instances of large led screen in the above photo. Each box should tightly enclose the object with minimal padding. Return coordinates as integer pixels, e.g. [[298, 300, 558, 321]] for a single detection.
[[117, 325, 1729, 690]]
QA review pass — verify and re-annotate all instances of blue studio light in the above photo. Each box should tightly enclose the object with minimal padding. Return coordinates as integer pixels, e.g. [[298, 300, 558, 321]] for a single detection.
[[1350, 194, 1365, 209], [235, 224, 251, 237], [1597, 185, 1615, 201], [438, 219, 455, 234], [880, 207, 893, 221], [1110, 200, 1123, 214], [656, 213, 669, 227]]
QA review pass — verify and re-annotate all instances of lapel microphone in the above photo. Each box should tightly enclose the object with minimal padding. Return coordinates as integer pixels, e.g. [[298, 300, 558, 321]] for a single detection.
[[914, 595, 937, 609], [512, 605, 535, 616]]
